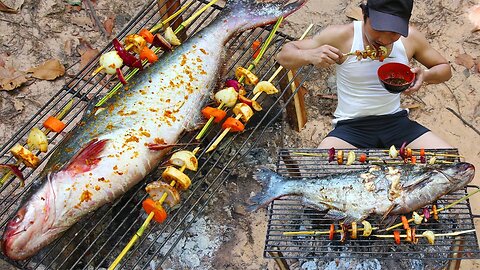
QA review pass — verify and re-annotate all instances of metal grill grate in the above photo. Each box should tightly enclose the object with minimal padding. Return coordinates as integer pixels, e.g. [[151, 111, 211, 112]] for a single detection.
[[264, 148, 480, 265], [0, 0, 314, 269]]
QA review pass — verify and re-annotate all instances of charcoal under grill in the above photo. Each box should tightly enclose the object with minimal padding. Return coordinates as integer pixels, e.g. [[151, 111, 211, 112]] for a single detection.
[[0, 0, 315, 269], [264, 148, 480, 268]]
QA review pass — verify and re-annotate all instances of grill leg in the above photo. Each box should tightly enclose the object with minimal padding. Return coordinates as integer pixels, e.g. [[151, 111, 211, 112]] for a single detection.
[[447, 235, 464, 270], [268, 249, 290, 270]]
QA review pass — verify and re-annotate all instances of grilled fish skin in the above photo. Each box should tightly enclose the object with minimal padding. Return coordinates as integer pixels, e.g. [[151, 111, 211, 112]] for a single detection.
[[2, 0, 307, 261], [247, 162, 475, 222]]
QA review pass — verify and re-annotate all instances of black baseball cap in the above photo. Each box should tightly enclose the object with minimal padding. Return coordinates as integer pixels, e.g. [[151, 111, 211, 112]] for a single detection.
[[368, 0, 413, 37]]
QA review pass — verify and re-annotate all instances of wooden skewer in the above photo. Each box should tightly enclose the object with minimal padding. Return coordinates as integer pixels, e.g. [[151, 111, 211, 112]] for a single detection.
[[95, 1, 209, 107], [373, 229, 475, 238], [282, 189, 480, 237], [204, 23, 314, 152], [109, 147, 200, 270]]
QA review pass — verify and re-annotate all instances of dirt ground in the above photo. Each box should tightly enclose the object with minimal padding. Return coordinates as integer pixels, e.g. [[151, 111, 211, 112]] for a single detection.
[[0, 0, 479, 269]]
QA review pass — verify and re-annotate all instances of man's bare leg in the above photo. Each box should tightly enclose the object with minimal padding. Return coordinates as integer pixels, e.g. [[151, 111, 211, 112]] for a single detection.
[[407, 131, 453, 149], [318, 136, 356, 149]]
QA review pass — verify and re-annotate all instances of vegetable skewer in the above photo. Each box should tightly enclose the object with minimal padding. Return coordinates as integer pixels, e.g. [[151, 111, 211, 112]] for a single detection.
[[203, 17, 284, 152], [204, 23, 314, 152], [96, 0, 217, 107], [282, 189, 479, 239], [194, 18, 287, 141], [108, 147, 200, 270]]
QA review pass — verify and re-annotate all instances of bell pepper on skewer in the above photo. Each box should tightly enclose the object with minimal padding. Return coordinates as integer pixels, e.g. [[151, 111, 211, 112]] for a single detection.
[[201, 106, 227, 123], [393, 230, 401, 245], [359, 153, 367, 163], [251, 39, 261, 59], [139, 46, 159, 64], [401, 215, 410, 230], [139, 28, 154, 44], [221, 117, 245, 132], [329, 224, 335, 240], [43, 115, 66, 133], [432, 205, 439, 220]]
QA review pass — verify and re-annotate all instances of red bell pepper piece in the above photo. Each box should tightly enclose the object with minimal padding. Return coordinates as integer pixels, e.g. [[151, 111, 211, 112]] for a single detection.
[[201, 106, 227, 123], [221, 117, 244, 132]]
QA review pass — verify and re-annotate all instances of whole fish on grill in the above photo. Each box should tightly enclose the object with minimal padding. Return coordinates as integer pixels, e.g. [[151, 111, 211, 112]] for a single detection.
[[1, 0, 306, 260], [247, 162, 475, 222]]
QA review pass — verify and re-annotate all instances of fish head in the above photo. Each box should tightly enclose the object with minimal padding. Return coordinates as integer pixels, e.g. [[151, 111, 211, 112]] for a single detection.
[[2, 174, 65, 260], [434, 162, 476, 191], [396, 162, 475, 212]]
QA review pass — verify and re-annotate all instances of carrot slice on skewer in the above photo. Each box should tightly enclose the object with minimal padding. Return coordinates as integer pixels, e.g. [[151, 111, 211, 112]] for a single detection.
[[43, 116, 66, 133], [142, 198, 167, 223]]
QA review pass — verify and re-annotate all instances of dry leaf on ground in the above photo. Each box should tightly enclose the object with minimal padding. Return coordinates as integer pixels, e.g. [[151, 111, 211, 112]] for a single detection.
[[72, 16, 94, 29], [0, 66, 28, 91], [27, 59, 65, 80], [454, 53, 475, 69], [345, 6, 363, 21], [77, 39, 99, 69], [104, 16, 115, 36], [0, 0, 24, 13], [468, 4, 480, 32]]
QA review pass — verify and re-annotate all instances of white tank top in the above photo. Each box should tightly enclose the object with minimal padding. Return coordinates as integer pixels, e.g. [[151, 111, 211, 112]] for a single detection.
[[333, 21, 409, 122]]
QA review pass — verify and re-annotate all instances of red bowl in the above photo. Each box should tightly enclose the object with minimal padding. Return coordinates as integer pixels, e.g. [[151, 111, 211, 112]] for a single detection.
[[377, 62, 415, 93]]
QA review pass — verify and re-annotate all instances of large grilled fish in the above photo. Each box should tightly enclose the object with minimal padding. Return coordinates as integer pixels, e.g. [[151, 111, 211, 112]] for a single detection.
[[248, 163, 475, 222], [2, 0, 306, 260]]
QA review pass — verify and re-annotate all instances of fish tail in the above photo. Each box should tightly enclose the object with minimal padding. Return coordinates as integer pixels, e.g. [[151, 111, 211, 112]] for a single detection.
[[247, 167, 288, 212], [220, 0, 307, 33]]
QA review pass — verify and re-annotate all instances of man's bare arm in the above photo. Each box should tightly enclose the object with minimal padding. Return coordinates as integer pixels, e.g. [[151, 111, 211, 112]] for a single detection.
[[406, 27, 452, 93], [276, 25, 349, 70]]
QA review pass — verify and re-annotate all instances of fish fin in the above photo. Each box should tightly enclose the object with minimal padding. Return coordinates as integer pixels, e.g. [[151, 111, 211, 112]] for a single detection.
[[324, 209, 347, 221], [381, 203, 397, 223], [301, 198, 329, 212], [382, 215, 399, 228], [65, 138, 109, 174], [402, 173, 433, 190], [80, 95, 103, 121], [246, 167, 289, 212], [221, 0, 307, 33]]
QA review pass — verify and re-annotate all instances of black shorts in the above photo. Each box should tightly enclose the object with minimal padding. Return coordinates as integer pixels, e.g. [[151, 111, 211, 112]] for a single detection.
[[327, 110, 430, 148]]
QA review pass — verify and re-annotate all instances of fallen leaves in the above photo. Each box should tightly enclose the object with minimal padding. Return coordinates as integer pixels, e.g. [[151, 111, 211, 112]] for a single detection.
[[468, 4, 480, 32], [345, 6, 363, 21], [72, 16, 95, 29], [455, 53, 475, 69], [0, 66, 28, 91], [103, 16, 115, 36], [27, 59, 65, 80], [0, 0, 24, 13], [0, 59, 65, 91], [77, 39, 99, 69]]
